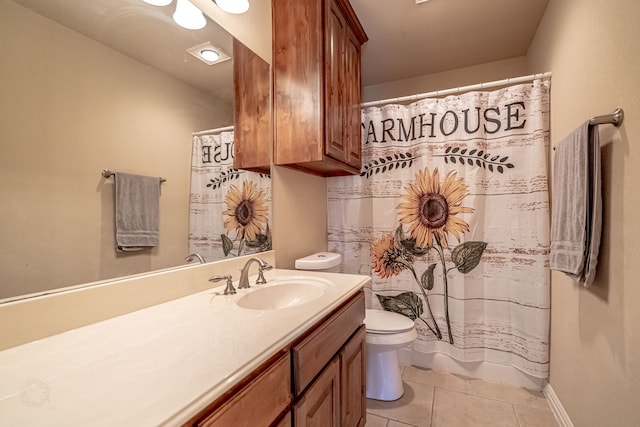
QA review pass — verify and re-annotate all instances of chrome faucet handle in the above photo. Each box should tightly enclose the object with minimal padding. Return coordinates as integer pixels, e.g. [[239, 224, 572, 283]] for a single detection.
[[255, 263, 273, 285], [209, 275, 236, 295]]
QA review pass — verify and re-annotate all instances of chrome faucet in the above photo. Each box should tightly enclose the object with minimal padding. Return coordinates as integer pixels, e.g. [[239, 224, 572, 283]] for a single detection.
[[185, 253, 206, 264], [209, 275, 236, 295], [238, 258, 273, 289]]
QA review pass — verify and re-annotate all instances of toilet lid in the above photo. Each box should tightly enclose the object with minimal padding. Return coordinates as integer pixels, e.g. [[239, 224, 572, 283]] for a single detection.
[[365, 309, 415, 334]]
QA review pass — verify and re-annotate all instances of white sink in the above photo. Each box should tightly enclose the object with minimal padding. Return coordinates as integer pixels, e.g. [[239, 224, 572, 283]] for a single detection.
[[235, 276, 333, 310]]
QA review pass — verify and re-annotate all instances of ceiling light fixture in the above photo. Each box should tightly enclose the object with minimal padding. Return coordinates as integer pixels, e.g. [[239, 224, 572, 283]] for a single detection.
[[199, 49, 220, 62], [173, 0, 207, 30], [187, 42, 231, 65], [214, 0, 250, 14], [143, 0, 173, 6]]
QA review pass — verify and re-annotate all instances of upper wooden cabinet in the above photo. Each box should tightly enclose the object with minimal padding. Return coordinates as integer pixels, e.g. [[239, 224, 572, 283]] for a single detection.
[[273, 0, 368, 176], [233, 38, 272, 174]]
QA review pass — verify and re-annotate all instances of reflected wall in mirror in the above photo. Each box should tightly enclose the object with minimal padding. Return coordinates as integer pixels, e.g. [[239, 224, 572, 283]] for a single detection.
[[0, 0, 272, 300]]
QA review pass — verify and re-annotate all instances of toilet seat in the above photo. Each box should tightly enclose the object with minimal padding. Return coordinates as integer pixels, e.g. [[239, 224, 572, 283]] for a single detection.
[[365, 309, 415, 334]]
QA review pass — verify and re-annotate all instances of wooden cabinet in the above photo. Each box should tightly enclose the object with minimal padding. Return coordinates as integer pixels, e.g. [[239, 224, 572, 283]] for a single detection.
[[185, 291, 365, 427], [275, 411, 292, 427], [340, 326, 366, 427], [196, 352, 292, 427], [273, 0, 368, 176], [233, 38, 271, 174], [293, 325, 366, 427], [292, 292, 366, 427], [294, 358, 341, 426]]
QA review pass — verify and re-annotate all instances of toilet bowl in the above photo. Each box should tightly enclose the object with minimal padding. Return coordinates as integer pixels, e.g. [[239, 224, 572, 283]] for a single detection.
[[365, 309, 417, 401]]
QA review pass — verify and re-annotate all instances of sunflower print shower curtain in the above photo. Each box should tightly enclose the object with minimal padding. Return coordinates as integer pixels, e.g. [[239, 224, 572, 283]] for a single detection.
[[328, 80, 551, 378], [189, 131, 271, 261]]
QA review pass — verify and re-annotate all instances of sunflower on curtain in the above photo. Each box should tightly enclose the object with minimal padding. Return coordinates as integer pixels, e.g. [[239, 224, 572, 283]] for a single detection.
[[373, 167, 486, 344], [189, 131, 271, 261], [328, 79, 551, 379]]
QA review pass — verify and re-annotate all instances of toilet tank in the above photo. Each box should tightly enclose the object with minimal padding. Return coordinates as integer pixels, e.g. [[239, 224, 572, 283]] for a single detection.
[[295, 252, 342, 273]]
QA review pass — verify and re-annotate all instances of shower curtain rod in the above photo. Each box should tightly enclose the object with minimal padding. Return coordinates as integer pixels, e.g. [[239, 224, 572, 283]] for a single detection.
[[193, 125, 234, 136], [361, 71, 552, 108]]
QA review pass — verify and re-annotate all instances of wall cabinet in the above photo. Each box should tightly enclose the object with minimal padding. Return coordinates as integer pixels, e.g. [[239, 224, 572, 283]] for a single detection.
[[185, 291, 365, 427], [233, 39, 272, 174], [273, 0, 368, 176]]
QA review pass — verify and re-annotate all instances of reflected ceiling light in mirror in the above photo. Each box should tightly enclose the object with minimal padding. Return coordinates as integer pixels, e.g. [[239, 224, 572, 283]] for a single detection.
[[186, 42, 231, 65], [143, 0, 173, 5], [214, 0, 250, 14], [200, 49, 220, 62], [173, 0, 207, 30]]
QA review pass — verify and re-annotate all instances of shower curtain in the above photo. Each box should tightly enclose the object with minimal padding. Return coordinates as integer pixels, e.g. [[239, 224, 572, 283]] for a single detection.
[[189, 131, 271, 261], [328, 79, 551, 378]]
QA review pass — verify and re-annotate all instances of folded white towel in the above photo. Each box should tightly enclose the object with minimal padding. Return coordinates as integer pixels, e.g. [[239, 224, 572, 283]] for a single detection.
[[114, 172, 160, 252], [549, 122, 602, 287]]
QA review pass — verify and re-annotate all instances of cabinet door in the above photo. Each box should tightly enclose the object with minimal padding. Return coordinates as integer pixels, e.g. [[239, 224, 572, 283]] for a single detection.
[[324, 0, 346, 164], [275, 411, 292, 427], [343, 26, 363, 169], [325, 0, 362, 170], [294, 358, 341, 427], [340, 326, 366, 427]]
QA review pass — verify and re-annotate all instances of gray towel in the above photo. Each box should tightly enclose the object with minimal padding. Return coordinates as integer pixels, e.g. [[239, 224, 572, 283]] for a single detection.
[[549, 122, 602, 287], [115, 172, 160, 252], [583, 125, 602, 286]]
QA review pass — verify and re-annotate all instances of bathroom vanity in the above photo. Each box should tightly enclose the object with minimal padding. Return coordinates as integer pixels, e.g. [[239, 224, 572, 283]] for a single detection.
[[0, 269, 369, 426], [190, 289, 366, 426]]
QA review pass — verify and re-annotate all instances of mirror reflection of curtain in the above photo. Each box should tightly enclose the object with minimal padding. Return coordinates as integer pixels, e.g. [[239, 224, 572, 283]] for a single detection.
[[328, 79, 551, 379], [189, 131, 271, 261]]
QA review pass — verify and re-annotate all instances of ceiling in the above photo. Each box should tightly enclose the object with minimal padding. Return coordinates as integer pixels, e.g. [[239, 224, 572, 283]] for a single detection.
[[351, 0, 550, 87], [12, 0, 234, 101], [14, 0, 549, 93]]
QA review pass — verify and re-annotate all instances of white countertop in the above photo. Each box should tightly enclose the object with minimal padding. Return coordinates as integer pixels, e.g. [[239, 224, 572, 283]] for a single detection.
[[0, 269, 369, 426]]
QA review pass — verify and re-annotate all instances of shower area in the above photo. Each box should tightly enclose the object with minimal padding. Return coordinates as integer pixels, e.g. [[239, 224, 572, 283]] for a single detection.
[[328, 76, 552, 388]]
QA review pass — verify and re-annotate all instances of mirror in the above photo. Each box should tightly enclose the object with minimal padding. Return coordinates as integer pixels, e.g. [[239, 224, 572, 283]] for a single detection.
[[0, 0, 271, 301]]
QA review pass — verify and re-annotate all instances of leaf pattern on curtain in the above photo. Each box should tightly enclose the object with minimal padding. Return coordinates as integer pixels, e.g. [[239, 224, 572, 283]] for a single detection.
[[188, 131, 271, 261], [328, 80, 551, 378]]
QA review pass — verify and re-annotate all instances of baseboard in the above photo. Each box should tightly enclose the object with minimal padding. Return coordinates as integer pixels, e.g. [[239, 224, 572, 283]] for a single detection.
[[543, 382, 574, 427]]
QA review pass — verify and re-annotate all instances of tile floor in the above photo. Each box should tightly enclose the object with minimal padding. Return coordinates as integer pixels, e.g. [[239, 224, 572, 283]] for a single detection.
[[365, 365, 559, 427]]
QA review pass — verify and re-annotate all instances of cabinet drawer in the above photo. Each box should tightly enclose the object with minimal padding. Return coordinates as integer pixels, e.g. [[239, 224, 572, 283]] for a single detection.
[[292, 291, 364, 395], [199, 353, 292, 427]]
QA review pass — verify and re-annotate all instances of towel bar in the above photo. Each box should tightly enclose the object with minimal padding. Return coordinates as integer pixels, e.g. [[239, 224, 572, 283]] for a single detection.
[[101, 169, 166, 183], [552, 108, 624, 151], [589, 108, 624, 127]]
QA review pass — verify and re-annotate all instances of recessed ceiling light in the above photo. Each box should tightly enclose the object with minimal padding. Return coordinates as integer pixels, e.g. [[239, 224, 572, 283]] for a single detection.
[[173, 0, 206, 30], [143, 0, 173, 5], [200, 49, 220, 62], [187, 42, 231, 65], [214, 0, 250, 14]]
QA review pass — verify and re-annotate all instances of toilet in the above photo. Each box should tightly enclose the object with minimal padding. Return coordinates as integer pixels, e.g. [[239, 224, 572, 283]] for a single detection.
[[365, 309, 417, 401], [294, 252, 343, 272], [294, 252, 417, 401]]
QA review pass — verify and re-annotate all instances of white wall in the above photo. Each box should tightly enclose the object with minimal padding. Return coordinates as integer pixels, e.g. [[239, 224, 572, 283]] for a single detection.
[[527, 0, 640, 425]]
